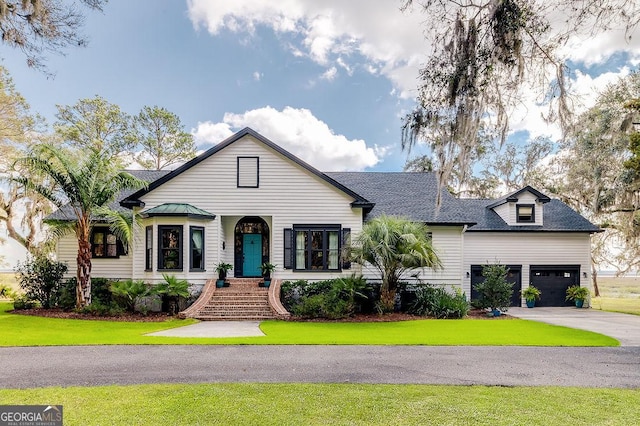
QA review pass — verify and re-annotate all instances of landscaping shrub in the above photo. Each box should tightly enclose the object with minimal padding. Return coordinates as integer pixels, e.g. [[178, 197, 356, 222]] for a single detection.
[[473, 264, 514, 312], [12, 294, 40, 310], [57, 278, 78, 311], [15, 256, 68, 308], [281, 275, 370, 319], [153, 274, 190, 315], [91, 277, 115, 307], [110, 280, 151, 313], [408, 285, 469, 319]]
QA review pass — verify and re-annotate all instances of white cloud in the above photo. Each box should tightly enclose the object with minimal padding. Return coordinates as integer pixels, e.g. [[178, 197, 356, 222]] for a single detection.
[[187, 0, 640, 138], [320, 66, 338, 81], [191, 106, 381, 171], [186, 0, 427, 97], [253, 71, 263, 81], [192, 121, 234, 144]]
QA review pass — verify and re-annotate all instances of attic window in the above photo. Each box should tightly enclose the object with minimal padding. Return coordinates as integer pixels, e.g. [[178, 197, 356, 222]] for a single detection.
[[237, 156, 259, 188], [516, 204, 535, 223]]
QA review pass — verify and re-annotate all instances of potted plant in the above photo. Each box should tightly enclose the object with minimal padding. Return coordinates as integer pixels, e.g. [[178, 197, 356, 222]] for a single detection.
[[260, 262, 276, 288], [215, 262, 233, 288], [521, 286, 542, 308], [566, 285, 589, 308]]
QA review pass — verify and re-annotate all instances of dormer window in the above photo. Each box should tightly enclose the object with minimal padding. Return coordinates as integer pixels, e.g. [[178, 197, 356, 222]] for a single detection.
[[516, 204, 535, 223]]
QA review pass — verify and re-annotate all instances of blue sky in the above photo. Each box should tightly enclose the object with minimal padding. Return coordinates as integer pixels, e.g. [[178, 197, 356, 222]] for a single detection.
[[1, 0, 639, 268]]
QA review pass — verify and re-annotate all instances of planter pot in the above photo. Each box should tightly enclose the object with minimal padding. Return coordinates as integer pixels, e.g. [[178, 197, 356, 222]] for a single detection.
[[216, 279, 225, 288], [263, 279, 271, 288], [575, 299, 584, 308], [492, 309, 501, 317], [526, 300, 535, 308]]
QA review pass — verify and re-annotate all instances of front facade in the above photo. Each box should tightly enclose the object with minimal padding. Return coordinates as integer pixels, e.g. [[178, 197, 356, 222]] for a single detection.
[[53, 128, 601, 307]]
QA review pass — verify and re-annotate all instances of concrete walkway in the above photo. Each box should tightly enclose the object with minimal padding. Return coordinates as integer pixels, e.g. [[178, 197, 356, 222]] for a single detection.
[[508, 307, 640, 346], [147, 321, 265, 338]]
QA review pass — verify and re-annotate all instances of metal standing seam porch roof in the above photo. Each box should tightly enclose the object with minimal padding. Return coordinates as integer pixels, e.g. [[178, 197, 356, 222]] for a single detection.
[[140, 203, 216, 220]]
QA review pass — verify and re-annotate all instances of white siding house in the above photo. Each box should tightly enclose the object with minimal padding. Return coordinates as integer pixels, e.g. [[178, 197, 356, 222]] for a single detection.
[[51, 128, 600, 308]]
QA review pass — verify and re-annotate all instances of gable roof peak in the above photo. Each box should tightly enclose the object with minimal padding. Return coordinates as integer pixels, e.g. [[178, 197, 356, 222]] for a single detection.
[[120, 127, 372, 210], [487, 185, 551, 209]]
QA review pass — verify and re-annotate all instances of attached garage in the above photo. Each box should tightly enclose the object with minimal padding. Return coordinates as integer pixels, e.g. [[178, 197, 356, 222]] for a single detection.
[[470, 265, 522, 307], [529, 265, 580, 307]]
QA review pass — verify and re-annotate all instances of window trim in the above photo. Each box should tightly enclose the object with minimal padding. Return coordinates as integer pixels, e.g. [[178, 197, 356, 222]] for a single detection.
[[292, 225, 342, 272], [158, 225, 183, 271], [237, 156, 259, 188], [145, 225, 153, 271], [90, 227, 124, 259], [516, 204, 535, 223], [189, 226, 206, 272]]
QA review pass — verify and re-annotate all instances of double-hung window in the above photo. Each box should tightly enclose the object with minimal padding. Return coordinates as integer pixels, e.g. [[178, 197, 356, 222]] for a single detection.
[[292, 225, 341, 271], [190, 226, 205, 271], [158, 225, 183, 270], [91, 227, 124, 258]]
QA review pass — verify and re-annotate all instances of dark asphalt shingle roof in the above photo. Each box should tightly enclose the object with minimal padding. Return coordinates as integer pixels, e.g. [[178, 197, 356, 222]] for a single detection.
[[327, 172, 600, 232], [326, 172, 475, 225], [457, 198, 601, 232]]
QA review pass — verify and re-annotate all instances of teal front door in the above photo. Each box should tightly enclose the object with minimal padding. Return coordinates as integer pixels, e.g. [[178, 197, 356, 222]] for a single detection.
[[242, 234, 262, 277]]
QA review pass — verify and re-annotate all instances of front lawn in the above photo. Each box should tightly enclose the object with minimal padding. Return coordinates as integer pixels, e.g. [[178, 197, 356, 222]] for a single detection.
[[0, 302, 618, 346], [1, 383, 638, 425]]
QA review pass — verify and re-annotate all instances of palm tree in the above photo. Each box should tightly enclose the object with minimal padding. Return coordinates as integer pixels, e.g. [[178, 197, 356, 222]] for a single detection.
[[351, 215, 441, 313], [12, 144, 147, 308]]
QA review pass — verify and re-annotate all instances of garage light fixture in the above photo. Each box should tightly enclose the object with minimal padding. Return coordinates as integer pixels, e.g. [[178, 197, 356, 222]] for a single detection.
[[582, 272, 587, 278]]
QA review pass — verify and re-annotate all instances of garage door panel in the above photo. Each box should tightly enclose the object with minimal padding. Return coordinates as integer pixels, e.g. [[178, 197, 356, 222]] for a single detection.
[[470, 265, 522, 307], [530, 267, 579, 307]]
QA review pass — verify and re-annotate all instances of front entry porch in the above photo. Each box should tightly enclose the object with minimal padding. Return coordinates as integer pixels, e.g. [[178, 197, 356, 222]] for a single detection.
[[233, 216, 270, 278]]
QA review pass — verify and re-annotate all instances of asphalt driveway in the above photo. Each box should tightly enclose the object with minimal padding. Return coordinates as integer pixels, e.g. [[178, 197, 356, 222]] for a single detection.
[[1, 345, 639, 389], [508, 307, 640, 346]]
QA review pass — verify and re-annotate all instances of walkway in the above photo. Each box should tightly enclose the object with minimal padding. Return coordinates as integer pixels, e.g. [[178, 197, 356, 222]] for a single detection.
[[508, 307, 640, 346]]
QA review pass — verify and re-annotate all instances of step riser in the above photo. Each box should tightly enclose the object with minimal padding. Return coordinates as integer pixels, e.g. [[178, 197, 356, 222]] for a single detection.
[[191, 277, 277, 320]]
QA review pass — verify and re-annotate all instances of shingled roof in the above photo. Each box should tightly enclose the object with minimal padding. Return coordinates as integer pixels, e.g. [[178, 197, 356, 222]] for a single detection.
[[328, 172, 600, 233], [457, 198, 601, 232], [327, 172, 475, 225], [46, 161, 599, 233]]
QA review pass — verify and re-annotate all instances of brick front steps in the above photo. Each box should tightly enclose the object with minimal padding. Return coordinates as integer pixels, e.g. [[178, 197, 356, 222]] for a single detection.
[[179, 278, 290, 321]]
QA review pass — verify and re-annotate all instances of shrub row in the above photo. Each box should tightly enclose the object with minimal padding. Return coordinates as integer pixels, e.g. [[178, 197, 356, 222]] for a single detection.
[[407, 285, 469, 319], [13, 257, 194, 315], [281, 275, 370, 319]]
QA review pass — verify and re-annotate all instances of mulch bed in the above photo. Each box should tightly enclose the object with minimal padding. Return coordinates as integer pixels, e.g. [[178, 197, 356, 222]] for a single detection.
[[9, 308, 173, 322], [9, 308, 516, 322], [287, 309, 515, 322]]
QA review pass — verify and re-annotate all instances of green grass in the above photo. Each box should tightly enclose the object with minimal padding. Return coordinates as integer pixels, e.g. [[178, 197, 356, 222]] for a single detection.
[[591, 297, 640, 315], [0, 302, 618, 347], [593, 277, 640, 315], [0, 383, 638, 425]]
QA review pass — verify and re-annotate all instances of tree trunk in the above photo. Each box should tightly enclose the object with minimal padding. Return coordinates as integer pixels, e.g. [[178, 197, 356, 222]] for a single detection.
[[591, 264, 600, 297], [76, 239, 92, 308]]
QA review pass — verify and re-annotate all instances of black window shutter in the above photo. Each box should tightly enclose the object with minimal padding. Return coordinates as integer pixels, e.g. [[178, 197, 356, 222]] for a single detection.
[[117, 238, 127, 256], [283, 228, 293, 269], [341, 228, 351, 270]]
